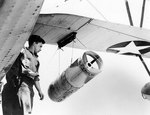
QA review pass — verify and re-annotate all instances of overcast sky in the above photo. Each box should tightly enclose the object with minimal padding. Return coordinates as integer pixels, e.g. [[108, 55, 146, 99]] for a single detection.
[[34, 0, 150, 115]]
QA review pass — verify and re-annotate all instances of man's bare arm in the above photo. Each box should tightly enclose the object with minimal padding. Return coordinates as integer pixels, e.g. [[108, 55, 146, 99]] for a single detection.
[[34, 80, 44, 100]]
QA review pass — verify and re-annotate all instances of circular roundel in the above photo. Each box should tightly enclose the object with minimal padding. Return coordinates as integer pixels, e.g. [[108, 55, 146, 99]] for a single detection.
[[107, 40, 150, 56]]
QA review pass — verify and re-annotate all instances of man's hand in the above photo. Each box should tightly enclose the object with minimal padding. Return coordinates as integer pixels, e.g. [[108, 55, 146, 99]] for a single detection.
[[38, 91, 44, 100]]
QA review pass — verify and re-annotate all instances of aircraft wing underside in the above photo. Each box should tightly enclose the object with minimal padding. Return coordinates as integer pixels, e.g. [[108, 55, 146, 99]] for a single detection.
[[32, 13, 150, 58], [0, 0, 44, 81]]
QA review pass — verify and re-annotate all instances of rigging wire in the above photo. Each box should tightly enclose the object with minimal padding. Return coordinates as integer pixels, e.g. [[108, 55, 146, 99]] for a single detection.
[[76, 37, 88, 50], [58, 49, 61, 76], [45, 46, 62, 76], [85, 0, 108, 21], [70, 41, 75, 64], [49, 47, 59, 63]]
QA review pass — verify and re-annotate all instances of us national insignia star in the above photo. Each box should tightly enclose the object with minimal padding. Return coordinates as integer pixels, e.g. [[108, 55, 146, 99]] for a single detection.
[[107, 40, 150, 56]]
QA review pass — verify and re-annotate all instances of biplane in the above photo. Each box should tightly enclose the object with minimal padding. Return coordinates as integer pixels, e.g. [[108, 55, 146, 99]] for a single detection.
[[0, 0, 150, 104]]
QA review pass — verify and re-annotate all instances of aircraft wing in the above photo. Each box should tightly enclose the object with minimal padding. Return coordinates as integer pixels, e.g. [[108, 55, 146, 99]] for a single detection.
[[32, 13, 150, 58], [0, 0, 44, 81]]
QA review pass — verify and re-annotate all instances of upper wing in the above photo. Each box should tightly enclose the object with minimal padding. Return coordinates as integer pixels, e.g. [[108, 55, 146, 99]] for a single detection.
[[0, 0, 44, 81], [32, 13, 150, 58]]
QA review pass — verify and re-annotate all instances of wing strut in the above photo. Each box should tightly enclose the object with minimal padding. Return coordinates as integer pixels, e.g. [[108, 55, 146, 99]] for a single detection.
[[125, 0, 133, 26], [125, 0, 150, 77], [138, 0, 150, 77], [138, 55, 150, 76], [140, 0, 146, 28]]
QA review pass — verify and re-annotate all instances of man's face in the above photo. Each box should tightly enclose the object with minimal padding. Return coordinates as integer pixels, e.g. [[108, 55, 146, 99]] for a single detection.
[[34, 42, 43, 54]]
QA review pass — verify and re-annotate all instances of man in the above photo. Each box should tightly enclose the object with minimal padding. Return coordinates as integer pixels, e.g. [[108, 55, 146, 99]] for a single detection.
[[2, 35, 45, 115]]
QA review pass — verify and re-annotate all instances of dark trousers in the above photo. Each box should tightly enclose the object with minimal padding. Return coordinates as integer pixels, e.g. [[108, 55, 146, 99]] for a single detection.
[[2, 83, 23, 115]]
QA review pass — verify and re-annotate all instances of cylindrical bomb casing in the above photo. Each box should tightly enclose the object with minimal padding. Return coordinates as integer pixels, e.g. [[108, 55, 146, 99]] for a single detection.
[[48, 51, 103, 102]]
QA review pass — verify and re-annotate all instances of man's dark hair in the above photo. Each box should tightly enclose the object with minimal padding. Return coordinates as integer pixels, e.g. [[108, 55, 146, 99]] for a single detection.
[[28, 35, 45, 47]]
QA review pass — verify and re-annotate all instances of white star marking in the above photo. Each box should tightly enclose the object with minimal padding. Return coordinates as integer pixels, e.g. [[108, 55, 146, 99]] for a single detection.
[[109, 41, 150, 55]]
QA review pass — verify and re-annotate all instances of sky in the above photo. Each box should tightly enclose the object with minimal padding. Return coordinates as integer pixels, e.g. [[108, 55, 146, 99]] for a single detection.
[[2, 0, 150, 115]]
